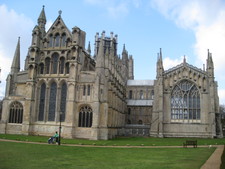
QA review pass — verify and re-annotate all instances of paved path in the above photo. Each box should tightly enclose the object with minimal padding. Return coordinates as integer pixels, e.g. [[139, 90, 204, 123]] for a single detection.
[[0, 139, 223, 168], [200, 145, 224, 169]]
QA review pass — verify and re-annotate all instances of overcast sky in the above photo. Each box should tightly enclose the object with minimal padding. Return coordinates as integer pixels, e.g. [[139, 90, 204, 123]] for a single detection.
[[0, 0, 225, 104]]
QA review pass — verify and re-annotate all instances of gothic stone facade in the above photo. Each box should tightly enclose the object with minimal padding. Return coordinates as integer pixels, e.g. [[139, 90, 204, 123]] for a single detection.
[[0, 7, 222, 140]]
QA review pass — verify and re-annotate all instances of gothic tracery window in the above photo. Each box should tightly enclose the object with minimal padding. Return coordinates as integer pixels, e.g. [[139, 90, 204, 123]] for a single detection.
[[78, 106, 93, 127], [48, 82, 57, 121], [171, 80, 200, 121], [60, 82, 67, 122], [38, 83, 46, 121], [8, 101, 23, 123]]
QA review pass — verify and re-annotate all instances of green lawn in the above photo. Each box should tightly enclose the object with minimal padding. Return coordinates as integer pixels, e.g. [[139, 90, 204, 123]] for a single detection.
[[0, 141, 215, 169], [0, 134, 225, 146]]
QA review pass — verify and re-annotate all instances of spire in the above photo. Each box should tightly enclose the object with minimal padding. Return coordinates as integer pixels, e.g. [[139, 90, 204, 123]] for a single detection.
[[11, 37, 20, 73], [87, 41, 91, 54], [183, 55, 186, 64], [38, 5, 46, 25], [38, 6, 46, 37], [122, 44, 126, 54]]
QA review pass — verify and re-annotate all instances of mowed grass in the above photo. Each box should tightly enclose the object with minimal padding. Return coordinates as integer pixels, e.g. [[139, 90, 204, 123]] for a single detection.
[[0, 141, 215, 169], [0, 134, 225, 146]]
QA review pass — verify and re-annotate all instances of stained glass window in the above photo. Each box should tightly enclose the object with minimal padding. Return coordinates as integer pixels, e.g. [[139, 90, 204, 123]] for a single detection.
[[60, 82, 67, 121], [171, 80, 200, 120], [78, 106, 93, 127], [52, 53, 59, 74], [8, 101, 23, 123], [48, 82, 57, 121], [38, 83, 46, 121]]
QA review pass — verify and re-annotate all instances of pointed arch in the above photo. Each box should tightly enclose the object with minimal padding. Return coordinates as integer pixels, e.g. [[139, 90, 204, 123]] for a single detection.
[[61, 33, 67, 47], [48, 34, 53, 47], [52, 53, 59, 74], [38, 82, 46, 121], [55, 33, 60, 47], [39, 63, 44, 74], [45, 57, 50, 74], [48, 82, 57, 121]]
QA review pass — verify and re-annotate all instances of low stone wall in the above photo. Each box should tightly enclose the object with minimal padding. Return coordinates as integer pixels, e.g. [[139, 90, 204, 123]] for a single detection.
[[123, 124, 150, 136]]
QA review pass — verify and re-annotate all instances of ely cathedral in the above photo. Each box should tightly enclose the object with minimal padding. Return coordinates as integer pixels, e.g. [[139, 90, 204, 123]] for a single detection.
[[0, 7, 223, 140]]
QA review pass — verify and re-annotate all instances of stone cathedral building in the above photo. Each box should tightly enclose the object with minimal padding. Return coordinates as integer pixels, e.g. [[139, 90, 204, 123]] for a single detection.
[[0, 7, 222, 140]]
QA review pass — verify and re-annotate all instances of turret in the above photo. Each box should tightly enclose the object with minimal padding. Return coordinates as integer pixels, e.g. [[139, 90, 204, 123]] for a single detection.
[[128, 55, 134, 80], [38, 5, 46, 37], [87, 41, 91, 54], [156, 48, 164, 78], [122, 44, 128, 66], [72, 26, 86, 49], [11, 37, 20, 74]]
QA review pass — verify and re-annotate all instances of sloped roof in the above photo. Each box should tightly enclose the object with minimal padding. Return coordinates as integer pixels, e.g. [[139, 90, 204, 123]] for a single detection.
[[127, 80, 154, 86], [126, 100, 153, 106]]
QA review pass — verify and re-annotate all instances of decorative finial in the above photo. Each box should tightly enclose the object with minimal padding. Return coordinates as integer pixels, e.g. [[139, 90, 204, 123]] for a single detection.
[[43, 5, 45, 9], [58, 10, 62, 16], [183, 55, 186, 63]]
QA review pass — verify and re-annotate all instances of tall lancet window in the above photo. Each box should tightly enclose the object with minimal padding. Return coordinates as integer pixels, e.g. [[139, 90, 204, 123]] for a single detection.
[[55, 34, 60, 47], [38, 83, 46, 121], [52, 53, 59, 74], [48, 82, 57, 121], [61, 34, 66, 47], [59, 57, 65, 74], [60, 82, 67, 121], [45, 58, 50, 74], [171, 80, 200, 121], [48, 34, 53, 47]]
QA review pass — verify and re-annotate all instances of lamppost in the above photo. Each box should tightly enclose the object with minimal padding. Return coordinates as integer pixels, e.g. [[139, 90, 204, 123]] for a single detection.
[[58, 112, 62, 145]]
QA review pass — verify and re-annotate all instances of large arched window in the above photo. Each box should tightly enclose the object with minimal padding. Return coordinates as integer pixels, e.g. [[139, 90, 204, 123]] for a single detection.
[[59, 57, 65, 74], [38, 83, 46, 121], [9, 101, 23, 123], [48, 82, 57, 121], [45, 58, 50, 74], [78, 106, 93, 127], [171, 80, 200, 120], [52, 53, 59, 74], [60, 82, 67, 122]]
